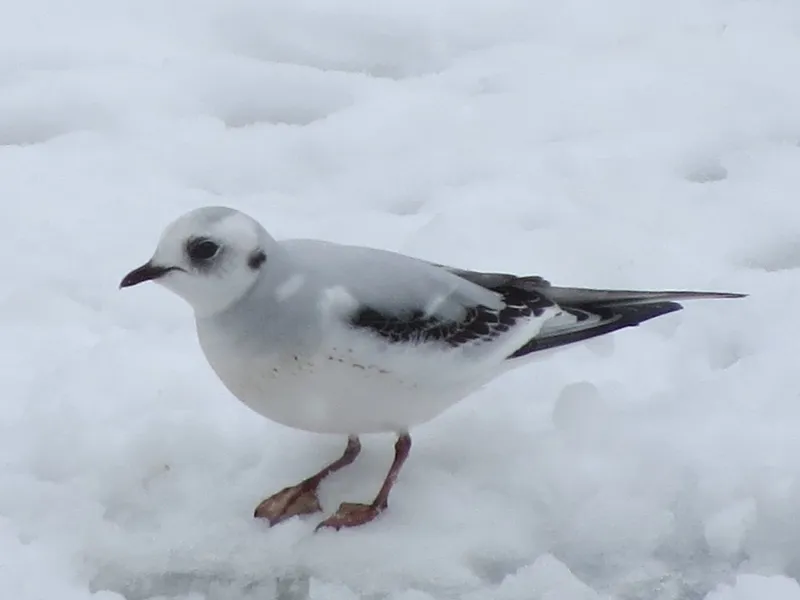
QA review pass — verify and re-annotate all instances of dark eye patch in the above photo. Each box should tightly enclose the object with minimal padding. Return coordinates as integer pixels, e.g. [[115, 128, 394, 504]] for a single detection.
[[248, 249, 266, 270], [186, 238, 220, 262]]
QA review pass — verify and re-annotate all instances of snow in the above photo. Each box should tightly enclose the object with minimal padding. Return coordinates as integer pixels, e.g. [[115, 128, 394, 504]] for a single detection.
[[705, 575, 800, 600], [1, 0, 799, 598]]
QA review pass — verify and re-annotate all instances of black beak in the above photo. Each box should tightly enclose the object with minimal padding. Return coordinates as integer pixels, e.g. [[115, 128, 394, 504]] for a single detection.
[[119, 262, 176, 289]]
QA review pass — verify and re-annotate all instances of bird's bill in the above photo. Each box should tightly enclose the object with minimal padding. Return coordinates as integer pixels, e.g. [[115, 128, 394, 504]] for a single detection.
[[119, 262, 176, 288]]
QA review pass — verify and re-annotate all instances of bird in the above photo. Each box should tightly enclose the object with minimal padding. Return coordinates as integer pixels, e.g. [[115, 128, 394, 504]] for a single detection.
[[119, 206, 745, 530]]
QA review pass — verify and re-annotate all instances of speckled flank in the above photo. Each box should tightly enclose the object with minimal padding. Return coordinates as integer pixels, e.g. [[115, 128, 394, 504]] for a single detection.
[[326, 354, 390, 374]]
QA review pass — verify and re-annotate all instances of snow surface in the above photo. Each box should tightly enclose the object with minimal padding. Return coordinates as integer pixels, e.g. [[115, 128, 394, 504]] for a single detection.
[[1, 0, 800, 598]]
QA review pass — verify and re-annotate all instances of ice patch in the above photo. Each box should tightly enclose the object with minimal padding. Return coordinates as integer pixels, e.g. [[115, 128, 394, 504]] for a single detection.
[[686, 159, 729, 184], [704, 574, 800, 600], [744, 239, 800, 273], [704, 498, 757, 558], [468, 554, 602, 600], [551, 381, 607, 433]]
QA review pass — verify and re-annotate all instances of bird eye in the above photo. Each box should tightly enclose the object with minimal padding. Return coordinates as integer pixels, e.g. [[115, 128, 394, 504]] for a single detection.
[[187, 238, 220, 262]]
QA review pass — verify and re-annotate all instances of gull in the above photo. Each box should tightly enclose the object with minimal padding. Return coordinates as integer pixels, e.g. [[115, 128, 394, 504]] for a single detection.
[[120, 206, 745, 530]]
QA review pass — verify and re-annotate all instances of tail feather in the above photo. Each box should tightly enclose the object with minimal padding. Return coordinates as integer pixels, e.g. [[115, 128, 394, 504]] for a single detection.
[[542, 287, 746, 307], [508, 287, 745, 359]]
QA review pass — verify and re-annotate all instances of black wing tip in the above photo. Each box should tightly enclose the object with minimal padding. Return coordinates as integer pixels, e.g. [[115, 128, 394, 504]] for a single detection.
[[508, 300, 685, 359], [579, 300, 686, 332], [620, 300, 684, 323], [665, 290, 747, 301]]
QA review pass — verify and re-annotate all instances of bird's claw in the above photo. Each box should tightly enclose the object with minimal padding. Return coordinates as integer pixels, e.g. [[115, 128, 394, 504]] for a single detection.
[[254, 483, 323, 526], [315, 502, 385, 531]]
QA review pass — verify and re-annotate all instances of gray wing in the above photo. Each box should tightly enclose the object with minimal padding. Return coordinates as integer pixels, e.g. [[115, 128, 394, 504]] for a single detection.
[[283, 240, 744, 359], [347, 283, 554, 348], [437, 264, 745, 359], [282, 241, 555, 352]]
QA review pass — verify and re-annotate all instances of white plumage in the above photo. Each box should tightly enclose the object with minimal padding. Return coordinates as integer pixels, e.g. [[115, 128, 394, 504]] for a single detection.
[[120, 206, 744, 529]]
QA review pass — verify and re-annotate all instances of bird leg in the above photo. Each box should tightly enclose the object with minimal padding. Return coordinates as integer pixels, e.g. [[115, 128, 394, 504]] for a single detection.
[[316, 433, 411, 531], [254, 436, 361, 525]]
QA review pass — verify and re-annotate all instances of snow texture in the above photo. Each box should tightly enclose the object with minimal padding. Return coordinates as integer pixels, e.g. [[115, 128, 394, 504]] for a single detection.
[[1, 0, 798, 598]]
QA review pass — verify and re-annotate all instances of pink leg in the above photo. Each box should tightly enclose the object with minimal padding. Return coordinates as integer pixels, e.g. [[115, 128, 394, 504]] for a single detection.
[[316, 433, 412, 531], [254, 436, 361, 526]]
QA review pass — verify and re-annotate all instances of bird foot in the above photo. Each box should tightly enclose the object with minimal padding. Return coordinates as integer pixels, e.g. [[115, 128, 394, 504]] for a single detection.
[[253, 483, 322, 526], [315, 502, 385, 531]]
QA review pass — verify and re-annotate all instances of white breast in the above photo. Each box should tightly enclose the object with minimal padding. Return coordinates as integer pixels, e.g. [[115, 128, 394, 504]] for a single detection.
[[194, 321, 474, 434]]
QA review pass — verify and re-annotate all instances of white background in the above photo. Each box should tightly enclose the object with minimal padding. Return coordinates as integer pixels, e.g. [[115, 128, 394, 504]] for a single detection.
[[1, 1, 799, 598]]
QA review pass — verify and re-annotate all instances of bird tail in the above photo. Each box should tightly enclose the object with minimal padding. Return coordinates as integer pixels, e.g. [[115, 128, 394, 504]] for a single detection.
[[508, 287, 745, 358]]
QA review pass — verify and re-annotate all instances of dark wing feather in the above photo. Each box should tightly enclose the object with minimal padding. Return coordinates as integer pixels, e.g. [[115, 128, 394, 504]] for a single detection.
[[507, 301, 683, 357], [350, 262, 744, 357], [442, 266, 744, 359], [348, 279, 554, 348]]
